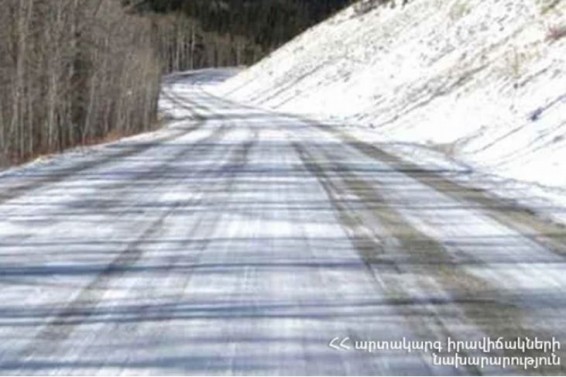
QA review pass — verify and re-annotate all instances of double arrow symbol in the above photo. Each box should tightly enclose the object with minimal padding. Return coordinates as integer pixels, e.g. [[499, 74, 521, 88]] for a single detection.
[[329, 337, 351, 351]]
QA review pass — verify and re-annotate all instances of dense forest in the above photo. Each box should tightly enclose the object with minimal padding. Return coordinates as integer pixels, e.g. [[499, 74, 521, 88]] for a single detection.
[[125, 0, 353, 72], [0, 0, 352, 166]]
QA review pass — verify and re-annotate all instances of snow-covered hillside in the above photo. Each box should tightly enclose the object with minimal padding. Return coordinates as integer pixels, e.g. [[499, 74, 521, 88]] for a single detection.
[[217, 0, 566, 192]]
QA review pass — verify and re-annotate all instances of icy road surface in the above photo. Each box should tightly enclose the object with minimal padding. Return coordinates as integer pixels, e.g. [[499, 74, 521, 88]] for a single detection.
[[0, 71, 566, 375]]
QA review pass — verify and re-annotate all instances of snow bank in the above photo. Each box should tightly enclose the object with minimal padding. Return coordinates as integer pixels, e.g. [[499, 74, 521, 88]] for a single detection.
[[218, 0, 566, 190]]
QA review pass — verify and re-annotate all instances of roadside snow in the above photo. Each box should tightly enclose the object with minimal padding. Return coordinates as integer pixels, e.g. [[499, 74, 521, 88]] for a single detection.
[[216, 0, 566, 224]]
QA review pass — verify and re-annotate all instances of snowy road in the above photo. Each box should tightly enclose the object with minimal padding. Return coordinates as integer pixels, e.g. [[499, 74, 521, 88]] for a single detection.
[[0, 71, 566, 375]]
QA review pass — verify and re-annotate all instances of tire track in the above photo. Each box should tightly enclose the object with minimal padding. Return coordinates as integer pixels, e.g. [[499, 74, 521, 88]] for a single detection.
[[44, 124, 258, 371], [292, 140, 565, 375], [317, 124, 566, 259], [9, 119, 235, 364]]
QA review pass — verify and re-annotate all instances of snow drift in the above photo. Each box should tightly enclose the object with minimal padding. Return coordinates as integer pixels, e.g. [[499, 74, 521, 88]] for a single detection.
[[217, 0, 566, 190]]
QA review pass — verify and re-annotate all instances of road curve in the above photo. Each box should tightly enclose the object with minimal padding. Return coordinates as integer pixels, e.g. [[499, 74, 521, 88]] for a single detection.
[[0, 71, 565, 375]]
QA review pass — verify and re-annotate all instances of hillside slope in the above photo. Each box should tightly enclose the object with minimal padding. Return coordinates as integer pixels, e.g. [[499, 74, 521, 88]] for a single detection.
[[218, 0, 566, 191]]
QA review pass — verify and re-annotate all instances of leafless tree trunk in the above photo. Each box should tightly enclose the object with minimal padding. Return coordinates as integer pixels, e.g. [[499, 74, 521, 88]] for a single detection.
[[0, 0, 161, 166]]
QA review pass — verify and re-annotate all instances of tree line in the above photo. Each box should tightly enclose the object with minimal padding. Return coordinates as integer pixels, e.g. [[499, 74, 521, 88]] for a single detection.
[[0, 0, 161, 166]]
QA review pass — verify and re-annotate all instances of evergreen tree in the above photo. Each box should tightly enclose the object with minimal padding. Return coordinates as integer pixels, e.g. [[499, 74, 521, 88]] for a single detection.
[[123, 0, 353, 72]]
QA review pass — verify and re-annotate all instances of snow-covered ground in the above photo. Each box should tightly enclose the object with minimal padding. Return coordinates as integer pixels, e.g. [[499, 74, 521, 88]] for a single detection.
[[217, 0, 566, 224], [2, 71, 566, 375]]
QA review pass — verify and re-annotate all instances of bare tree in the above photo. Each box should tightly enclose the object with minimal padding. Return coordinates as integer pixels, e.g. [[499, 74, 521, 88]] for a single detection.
[[0, 0, 161, 166]]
